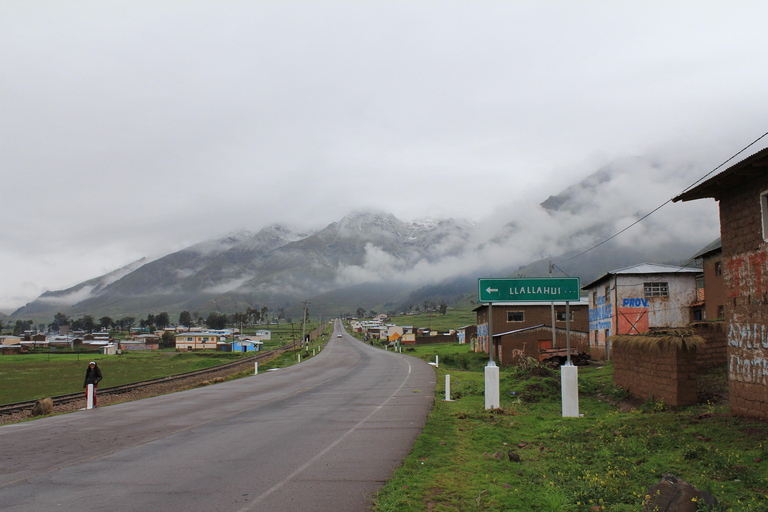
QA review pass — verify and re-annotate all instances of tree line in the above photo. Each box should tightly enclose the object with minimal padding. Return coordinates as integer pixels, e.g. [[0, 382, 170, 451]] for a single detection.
[[1, 306, 288, 336]]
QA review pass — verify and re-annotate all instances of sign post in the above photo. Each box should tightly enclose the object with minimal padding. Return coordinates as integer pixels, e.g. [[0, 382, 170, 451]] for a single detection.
[[478, 277, 581, 417]]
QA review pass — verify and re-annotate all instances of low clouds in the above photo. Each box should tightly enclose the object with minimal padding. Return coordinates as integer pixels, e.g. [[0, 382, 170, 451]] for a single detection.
[[1, 1, 766, 312]]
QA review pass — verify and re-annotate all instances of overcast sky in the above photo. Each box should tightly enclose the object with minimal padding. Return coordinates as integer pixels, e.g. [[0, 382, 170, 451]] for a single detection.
[[2, 1, 768, 313]]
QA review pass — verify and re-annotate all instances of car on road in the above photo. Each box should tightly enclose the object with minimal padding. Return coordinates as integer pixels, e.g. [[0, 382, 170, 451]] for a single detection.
[[337, 334, 342, 337]]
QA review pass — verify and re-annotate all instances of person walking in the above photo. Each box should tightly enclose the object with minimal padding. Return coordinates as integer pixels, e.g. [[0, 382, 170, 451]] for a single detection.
[[83, 361, 103, 407]]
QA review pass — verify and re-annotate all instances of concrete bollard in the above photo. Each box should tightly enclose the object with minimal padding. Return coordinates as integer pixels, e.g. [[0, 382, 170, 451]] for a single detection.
[[313, 349, 315, 356], [298, 354, 301, 363], [561, 363, 580, 417], [445, 374, 454, 401], [435, 355, 439, 368], [86, 384, 94, 410], [255, 362, 258, 375], [484, 362, 500, 410]]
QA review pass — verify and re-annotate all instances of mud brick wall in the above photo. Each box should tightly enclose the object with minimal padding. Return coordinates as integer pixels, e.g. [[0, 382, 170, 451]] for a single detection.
[[612, 343, 698, 407], [415, 334, 457, 345], [719, 175, 768, 420], [693, 328, 727, 371]]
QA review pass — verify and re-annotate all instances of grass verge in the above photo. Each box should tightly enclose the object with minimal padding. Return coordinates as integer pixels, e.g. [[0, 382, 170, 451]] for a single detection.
[[373, 343, 768, 512]]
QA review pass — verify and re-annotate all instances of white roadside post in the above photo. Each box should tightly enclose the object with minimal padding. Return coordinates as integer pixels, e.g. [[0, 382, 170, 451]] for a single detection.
[[444, 374, 454, 401], [484, 302, 500, 409], [255, 362, 258, 375], [435, 355, 439, 368], [561, 364, 579, 417], [86, 384, 94, 410], [561, 299, 580, 417]]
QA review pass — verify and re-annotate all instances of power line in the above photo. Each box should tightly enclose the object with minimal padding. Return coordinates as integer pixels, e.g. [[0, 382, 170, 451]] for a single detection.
[[559, 131, 768, 265]]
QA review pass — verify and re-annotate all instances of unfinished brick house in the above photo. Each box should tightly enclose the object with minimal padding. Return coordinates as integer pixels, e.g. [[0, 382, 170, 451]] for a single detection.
[[674, 146, 768, 419], [691, 238, 726, 322], [474, 301, 589, 365]]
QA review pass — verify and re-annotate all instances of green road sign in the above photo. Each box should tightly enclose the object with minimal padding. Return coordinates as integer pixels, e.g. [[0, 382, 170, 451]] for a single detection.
[[478, 277, 580, 302]]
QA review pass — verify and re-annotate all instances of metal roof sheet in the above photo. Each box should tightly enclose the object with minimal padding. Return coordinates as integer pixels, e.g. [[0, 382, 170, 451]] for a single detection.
[[673, 146, 768, 202], [582, 263, 701, 289]]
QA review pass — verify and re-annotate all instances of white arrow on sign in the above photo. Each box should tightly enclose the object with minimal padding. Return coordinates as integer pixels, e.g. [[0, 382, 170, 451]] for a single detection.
[[485, 287, 499, 294]]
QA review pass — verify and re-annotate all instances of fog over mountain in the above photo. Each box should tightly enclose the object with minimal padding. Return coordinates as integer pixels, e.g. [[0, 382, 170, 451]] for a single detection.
[[11, 155, 719, 321]]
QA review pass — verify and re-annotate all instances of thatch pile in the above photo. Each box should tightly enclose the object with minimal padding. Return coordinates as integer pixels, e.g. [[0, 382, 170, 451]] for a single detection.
[[610, 328, 705, 352]]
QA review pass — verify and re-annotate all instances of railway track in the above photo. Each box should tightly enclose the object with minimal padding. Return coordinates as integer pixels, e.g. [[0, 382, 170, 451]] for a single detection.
[[0, 343, 298, 419]]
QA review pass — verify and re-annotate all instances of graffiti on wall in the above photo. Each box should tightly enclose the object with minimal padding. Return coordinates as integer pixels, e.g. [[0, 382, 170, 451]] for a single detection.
[[589, 295, 612, 331], [622, 298, 649, 308], [728, 322, 768, 385], [726, 250, 767, 298]]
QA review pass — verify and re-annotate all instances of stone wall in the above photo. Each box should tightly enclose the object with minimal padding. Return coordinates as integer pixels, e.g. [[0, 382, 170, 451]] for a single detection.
[[612, 341, 698, 407]]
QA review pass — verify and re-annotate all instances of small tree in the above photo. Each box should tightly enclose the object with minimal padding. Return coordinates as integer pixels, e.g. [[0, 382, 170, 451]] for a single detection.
[[160, 330, 175, 349], [179, 311, 192, 327], [206, 312, 227, 330], [82, 315, 95, 333], [439, 302, 448, 316], [53, 312, 69, 332], [155, 312, 170, 329], [99, 316, 114, 332]]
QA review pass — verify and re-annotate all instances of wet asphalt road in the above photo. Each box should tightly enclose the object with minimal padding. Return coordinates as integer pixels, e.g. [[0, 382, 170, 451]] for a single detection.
[[0, 320, 435, 512]]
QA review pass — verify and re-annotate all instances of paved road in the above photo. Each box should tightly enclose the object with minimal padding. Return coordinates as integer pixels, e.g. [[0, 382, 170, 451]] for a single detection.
[[0, 321, 435, 512]]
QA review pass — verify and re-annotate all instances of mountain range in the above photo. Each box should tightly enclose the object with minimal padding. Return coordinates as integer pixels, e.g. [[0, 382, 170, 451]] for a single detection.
[[11, 156, 717, 322]]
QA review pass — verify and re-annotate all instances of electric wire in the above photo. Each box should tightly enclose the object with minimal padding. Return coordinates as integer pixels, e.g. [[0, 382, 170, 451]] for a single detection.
[[557, 131, 768, 265]]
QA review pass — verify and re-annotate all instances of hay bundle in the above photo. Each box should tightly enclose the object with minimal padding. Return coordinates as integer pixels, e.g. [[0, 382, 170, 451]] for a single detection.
[[610, 330, 704, 352]]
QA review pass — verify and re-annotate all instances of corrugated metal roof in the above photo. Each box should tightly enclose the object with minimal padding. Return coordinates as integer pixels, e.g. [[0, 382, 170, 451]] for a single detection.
[[692, 237, 721, 260], [673, 146, 768, 202], [472, 298, 589, 311], [582, 263, 701, 290]]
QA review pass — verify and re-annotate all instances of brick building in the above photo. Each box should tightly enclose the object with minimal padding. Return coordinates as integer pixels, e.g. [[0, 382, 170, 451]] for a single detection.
[[674, 146, 768, 419], [582, 264, 700, 359], [691, 238, 726, 321], [474, 301, 589, 364]]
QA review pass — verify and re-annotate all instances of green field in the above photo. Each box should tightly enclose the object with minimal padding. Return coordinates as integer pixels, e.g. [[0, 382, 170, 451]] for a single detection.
[[371, 342, 767, 512], [387, 307, 478, 333], [0, 321, 334, 405], [0, 351, 247, 404]]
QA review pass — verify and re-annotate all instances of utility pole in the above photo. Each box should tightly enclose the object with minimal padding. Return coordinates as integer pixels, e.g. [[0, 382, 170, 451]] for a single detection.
[[301, 300, 310, 348], [550, 260, 556, 349]]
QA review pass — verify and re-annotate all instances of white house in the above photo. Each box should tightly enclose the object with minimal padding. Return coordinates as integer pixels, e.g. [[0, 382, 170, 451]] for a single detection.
[[582, 263, 700, 359], [175, 332, 227, 351]]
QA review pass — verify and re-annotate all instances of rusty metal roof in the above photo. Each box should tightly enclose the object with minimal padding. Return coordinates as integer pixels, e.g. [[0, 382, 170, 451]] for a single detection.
[[673, 146, 768, 202]]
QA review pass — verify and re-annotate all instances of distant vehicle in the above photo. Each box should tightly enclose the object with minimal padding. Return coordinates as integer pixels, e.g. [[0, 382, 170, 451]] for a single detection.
[[337, 334, 342, 338]]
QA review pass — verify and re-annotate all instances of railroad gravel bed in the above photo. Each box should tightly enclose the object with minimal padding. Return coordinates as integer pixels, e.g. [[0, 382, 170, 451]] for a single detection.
[[0, 358, 259, 426]]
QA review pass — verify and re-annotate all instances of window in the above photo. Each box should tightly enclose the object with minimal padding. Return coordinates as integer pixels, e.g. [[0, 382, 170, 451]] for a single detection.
[[715, 261, 722, 276], [761, 190, 768, 241], [604, 285, 610, 302], [507, 311, 524, 322], [644, 282, 669, 297], [717, 305, 724, 319], [556, 311, 574, 322]]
